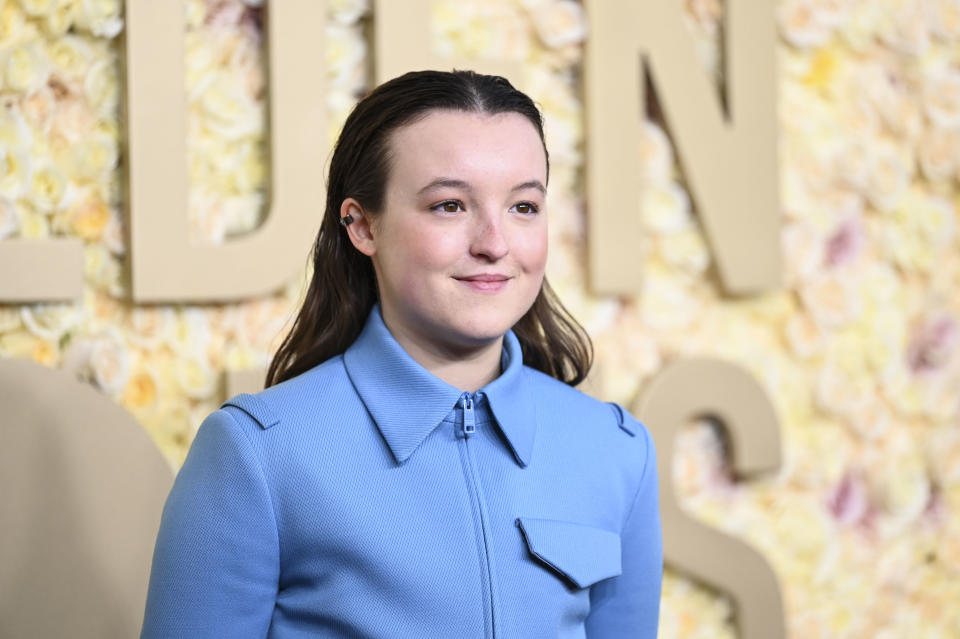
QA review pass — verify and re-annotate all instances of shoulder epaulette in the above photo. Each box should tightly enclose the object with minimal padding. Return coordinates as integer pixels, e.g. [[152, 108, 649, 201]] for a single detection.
[[221, 392, 280, 430], [605, 402, 637, 437]]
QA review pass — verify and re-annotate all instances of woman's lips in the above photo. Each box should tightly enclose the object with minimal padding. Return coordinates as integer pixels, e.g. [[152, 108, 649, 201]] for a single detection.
[[455, 274, 511, 293]]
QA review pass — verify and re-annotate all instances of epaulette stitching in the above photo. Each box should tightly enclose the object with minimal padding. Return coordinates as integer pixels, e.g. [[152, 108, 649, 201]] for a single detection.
[[221, 392, 279, 430], [606, 402, 636, 437]]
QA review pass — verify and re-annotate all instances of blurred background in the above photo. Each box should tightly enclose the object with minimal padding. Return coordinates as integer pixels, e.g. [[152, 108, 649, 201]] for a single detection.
[[1, 0, 959, 637]]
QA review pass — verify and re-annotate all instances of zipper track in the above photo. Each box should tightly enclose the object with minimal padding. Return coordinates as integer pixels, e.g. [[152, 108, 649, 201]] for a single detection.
[[458, 393, 496, 638]]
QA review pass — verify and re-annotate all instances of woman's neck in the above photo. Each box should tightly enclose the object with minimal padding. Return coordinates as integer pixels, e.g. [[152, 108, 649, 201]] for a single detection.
[[380, 313, 504, 393]]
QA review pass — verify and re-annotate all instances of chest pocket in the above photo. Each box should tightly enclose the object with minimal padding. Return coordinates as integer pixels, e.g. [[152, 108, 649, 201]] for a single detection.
[[515, 517, 622, 589]]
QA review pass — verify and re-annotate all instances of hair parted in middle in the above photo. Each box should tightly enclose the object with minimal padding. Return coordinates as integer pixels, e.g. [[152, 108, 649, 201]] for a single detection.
[[266, 69, 593, 389]]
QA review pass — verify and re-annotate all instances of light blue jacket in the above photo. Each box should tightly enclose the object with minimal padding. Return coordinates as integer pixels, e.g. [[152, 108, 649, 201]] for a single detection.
[[141, 304, 662, 638]]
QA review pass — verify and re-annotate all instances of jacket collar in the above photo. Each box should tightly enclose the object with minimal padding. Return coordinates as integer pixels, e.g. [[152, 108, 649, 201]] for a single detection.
[[343, 304, 536, 467]]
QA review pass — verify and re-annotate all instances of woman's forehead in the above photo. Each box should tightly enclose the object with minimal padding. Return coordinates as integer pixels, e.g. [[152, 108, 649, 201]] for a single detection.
[[385, 110, 548, 189]]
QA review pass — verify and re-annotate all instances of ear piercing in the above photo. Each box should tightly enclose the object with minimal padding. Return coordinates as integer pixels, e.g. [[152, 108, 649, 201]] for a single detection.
[[340, 214, 354, 226]]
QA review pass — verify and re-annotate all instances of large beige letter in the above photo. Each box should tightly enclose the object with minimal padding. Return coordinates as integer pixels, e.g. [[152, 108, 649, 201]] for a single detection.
[[0, 238, 83, 301], [124, 1, 327, 302], [584, 0, 779, 295], [372, 0, 520, 84], [634, 358, 785, 639]]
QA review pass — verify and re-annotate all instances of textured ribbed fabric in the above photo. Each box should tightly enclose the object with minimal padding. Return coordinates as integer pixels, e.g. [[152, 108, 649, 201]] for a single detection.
[[140, 304, 663, 638]]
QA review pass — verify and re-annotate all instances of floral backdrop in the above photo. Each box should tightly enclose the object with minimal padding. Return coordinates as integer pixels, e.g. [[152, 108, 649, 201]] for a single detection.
[[1, 0, 959, 636]]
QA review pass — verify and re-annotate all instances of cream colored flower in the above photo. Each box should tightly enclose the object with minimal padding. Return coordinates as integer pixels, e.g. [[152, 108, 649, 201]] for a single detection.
[[28, 162, 70, 212], [815, 358, 873, 416], [20, 302, 82, 342], [194, 71, 262, 140], [101, 209, 124, 255], [925, 0, 960, 41], [188, 189, 227, 244], [83, 242, 121, 294], [639, 120, 674, 183], [916, 124, 959, 182], [800, 270, 862, 329], [75, 0, 122, 38], [868, 430, 931, 538], [4, 41, 50, 93], [863, 139, 910, 213], [18, 202, 48, 238], [43, 0, 78, 37], [51, 94, 95, 142], [87, 328, 130, 395], [530, 0, 586, 49], [0, 329, 58, 365], [325, 22, 367, 90], [20, 86, 55, 135], [641, 181, 693, 233], [222, 192, 264, 236], [0, 2, 33, 44], [927, 425, 960, 486], [127, 306, 176, 350], [0, 304, 22, 332], [639, 266, 700, 331], [922, 67, 960, 128], [68, 190, 110, 240], [175, 356, 217, 400], [658, 228, 710, 274], [0, 194, 19, 239], [83, 57, 119, 118], [784, 312, 825, 359], [167, 308, 213, 360], [67, 130, 118, 181], [19, 0, 57, 17], [778, 0, 834, 48], [880, 0, 930, 55], [328, 0, 368, 25], [844, 396, 892, 440], [122, 367, 160, 412], [47, 34, 92, 78]]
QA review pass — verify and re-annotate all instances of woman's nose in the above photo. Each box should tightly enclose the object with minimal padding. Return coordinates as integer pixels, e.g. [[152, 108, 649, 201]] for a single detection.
[[469, 212, 510, 261]]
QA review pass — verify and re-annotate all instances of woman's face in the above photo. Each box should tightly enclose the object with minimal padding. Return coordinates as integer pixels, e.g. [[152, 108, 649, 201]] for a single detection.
[[346, 109, 548, 355]]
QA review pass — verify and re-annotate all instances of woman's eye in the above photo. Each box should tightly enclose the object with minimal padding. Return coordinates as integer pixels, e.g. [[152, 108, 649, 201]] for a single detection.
[[512, 201, 539, 215], [432, 200, 464, 214]]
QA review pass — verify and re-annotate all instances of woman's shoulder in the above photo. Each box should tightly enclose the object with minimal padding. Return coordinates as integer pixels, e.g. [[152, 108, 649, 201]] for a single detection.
[[521, 365, 648, 440], [220, 354, 353, 431]]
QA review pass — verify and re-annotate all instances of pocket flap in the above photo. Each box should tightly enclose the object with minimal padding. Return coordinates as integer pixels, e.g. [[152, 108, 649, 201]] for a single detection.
[[515, 517, 622, 588]]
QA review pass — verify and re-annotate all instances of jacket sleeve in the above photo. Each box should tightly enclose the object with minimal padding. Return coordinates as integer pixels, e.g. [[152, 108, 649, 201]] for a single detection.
[[585, 422, 663, 638], [140, 409, 280, 638]]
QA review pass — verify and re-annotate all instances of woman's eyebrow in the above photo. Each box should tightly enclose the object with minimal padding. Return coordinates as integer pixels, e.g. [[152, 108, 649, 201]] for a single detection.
[[417, 178, 546, 195]]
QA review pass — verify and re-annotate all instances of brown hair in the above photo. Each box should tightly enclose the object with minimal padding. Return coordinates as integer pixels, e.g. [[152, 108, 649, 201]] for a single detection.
[[266, 69, 592, 388]]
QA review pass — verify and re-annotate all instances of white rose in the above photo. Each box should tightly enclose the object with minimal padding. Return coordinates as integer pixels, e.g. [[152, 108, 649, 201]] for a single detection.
[[89, 328, 130, 395], [778, 0, 833, 48], [925, 0, 960, 41], [328, 0, 368, 25], [20, 86, 55, 135], [782, 220, 825, 287], [639, 120, 674, 183], [193, 71, 262, 140], [784, 312, 824, 360], [863, 139, 910, 213], [127, 307, 176, 350], [4, 41, 50, 93], [0, 194, 19, 239], [0, 304, 22, 332], [325, 22, 367, 90], [67, 130, 118, 181], [50, 94, 95, 142], [641, 181, 693, 233], [47, 35, 93, 79], [916, 124, 958, 182], [28, 162, 71, 212], [83, 57, 119, 118], [639, 266, 700, 331], [222, 192, 264, 236], [922, 67, 960, 128], [658, 228, 710, 274], [76, 0, 122, 38], [20, 302, 82, 341], [101, 209, 125, 255], [800, 270, 863, 328], [530, 0, 586, 49], [43, 0, 78, 37], [19, 0, 56, 17], [188, 189, 227, 244], [880, 0, 930, 55]]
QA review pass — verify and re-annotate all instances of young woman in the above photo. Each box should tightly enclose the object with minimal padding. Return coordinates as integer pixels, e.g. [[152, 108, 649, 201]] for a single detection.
[[141, 69, 662, 638]]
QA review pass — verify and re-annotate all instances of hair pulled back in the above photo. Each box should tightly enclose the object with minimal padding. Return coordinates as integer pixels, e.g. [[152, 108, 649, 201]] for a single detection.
[[266, 69, 592, 388]]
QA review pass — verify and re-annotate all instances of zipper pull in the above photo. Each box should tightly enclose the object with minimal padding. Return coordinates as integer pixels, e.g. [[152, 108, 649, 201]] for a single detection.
[[462, 394, 475, 436]]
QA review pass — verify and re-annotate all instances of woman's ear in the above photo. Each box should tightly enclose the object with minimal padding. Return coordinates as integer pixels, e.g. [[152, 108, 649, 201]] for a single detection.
[[340, 197, 376, 256]]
